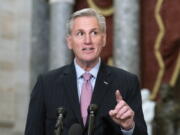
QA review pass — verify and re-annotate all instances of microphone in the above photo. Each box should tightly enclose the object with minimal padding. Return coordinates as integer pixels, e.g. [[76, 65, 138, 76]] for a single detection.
[[68, 123, 83, 135], [54, 107, 66, 135], [87, 104, 98, 135]]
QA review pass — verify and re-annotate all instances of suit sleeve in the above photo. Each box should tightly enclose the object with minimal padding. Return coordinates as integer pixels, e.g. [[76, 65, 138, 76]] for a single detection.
[[25, 75, 46, 135], [125, 75, 148, 135]]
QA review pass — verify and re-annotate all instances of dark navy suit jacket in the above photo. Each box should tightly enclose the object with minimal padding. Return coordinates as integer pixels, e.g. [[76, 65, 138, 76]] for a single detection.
[[25, 62, 147, 135]]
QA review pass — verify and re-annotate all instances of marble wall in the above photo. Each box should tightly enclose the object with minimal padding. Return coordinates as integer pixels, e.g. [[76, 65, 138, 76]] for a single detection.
[[0, 0, 32, 134]]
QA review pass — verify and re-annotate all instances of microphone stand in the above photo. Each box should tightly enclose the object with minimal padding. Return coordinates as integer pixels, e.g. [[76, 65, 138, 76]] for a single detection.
[[54, 107, 66, 135], [87, 104, 98, 135]]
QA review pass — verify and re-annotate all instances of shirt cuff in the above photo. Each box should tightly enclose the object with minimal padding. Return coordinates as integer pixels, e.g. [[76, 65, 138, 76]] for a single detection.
[[121, 125, 135, 135]]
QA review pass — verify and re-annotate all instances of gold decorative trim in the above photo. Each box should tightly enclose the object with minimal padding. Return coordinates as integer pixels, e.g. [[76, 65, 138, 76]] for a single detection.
[[87, 0, 114, 16], [107, 57, 113, 66], [169, 53, 180, 86], [150, 0, 165, 100]]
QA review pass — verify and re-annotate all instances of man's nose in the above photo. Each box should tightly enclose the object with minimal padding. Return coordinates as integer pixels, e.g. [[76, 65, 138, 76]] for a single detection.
[[84, 34, 92, 44]]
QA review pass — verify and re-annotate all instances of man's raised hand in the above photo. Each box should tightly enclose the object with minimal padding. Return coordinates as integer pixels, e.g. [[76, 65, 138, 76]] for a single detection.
[[109, 90, 135, 130]]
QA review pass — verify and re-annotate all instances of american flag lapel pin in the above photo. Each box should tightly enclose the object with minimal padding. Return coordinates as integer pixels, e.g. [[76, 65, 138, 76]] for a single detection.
[[104, 81, 109, 85]]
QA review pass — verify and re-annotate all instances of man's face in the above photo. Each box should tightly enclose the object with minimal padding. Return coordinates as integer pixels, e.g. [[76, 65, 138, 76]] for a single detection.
[[67, 16, 106, 65]]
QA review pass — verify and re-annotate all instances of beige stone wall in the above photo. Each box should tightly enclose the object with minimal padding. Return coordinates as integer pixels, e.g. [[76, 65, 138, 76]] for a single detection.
[[0, 0, 32, 134]]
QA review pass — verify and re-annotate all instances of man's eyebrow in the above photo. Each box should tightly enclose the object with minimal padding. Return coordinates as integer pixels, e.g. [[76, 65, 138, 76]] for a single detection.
[[89, 28, 101, 32], [91, 28, 99, 31], [75, 29, 84, 32], [75, 28, 99, 32]]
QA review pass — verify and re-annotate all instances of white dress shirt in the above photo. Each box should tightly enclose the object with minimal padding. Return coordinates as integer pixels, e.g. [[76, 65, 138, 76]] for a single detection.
[[74, 58, 100, 100]]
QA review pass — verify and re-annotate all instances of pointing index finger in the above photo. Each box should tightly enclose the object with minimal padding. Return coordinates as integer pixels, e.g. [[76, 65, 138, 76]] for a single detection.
[[115, 90, 123, 103]]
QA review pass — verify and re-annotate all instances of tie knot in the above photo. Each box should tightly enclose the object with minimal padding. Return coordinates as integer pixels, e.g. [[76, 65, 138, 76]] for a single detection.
[[83, 72, 92, 81]]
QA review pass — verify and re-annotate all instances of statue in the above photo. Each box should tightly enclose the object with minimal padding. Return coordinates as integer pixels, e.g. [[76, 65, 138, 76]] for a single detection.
[[141, 88, 155, 135], [154, 83, 180, 135]]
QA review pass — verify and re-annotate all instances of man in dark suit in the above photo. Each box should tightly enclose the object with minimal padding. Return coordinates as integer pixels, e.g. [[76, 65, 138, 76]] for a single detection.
[[25, 8, 147, 135]]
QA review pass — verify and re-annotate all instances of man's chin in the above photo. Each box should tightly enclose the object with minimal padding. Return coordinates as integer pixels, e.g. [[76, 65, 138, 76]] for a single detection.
[[80, 58, 99, 65]]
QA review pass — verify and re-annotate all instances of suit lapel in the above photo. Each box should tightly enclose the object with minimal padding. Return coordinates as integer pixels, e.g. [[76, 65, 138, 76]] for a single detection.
[[91, 63, 111, 109], [62, 63, 83, 125]]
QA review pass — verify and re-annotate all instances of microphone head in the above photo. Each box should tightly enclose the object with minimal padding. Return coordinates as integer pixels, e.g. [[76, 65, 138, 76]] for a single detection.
[[68, 123, 83, 135], [57, 107, 66, 116], [88, 104, 98, 114]]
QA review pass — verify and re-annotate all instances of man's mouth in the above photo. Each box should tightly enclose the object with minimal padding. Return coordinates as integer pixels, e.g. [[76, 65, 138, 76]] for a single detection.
[[82, 48, 94, 51]]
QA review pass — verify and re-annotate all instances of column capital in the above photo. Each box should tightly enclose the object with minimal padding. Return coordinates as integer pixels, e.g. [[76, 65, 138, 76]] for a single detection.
[[49, 0, 74, 4]]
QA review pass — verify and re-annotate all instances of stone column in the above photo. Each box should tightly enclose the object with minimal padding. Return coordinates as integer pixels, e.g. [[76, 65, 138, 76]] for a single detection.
[[113, 0, 140, 76], [49, 0, 74, 70], [31, 0, 50, 87]]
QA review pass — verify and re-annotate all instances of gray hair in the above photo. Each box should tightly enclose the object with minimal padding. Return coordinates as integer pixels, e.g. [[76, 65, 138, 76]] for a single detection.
[[67, 8, 106, 35]]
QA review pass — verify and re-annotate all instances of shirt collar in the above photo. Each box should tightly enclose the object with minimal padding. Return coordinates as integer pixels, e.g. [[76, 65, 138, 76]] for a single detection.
[[74, 58, 101, 79]]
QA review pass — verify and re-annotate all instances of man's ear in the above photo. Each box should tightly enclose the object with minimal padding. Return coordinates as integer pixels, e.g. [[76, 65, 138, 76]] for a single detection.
[[66, 35, 72, 49], [102, 33, 107, 47]]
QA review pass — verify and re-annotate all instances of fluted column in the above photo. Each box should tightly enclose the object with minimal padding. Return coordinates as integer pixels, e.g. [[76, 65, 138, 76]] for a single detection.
[[49, 0, 74, 69], [31, 0, 49, 87], [113, 0, 140, 76]]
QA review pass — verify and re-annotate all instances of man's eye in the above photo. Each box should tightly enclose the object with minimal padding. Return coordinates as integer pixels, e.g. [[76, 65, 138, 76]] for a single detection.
[[91, 31, 98, 35], [77, 32, 84, 36]]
